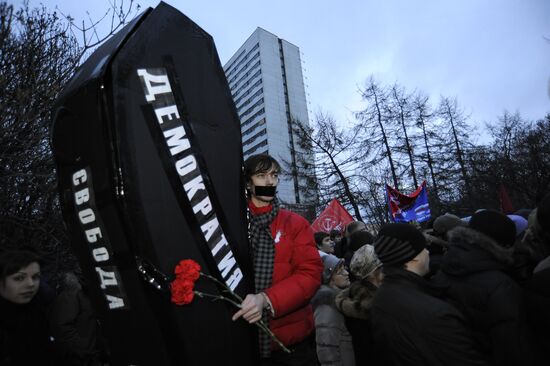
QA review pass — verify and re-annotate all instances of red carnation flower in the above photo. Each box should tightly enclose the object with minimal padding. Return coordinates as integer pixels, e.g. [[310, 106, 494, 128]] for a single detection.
[[170, 278, 195, 305], [168, 258, 290, 353], [174, 259, 201, 282]]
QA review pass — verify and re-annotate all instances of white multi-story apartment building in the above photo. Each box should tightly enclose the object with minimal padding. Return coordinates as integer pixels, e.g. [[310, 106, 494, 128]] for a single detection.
[[223, 27, 312, 205]]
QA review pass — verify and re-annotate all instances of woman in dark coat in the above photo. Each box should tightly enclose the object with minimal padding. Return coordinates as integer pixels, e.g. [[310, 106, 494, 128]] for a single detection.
[[435, 210, 540, 366], [0, 249, 55, 366]]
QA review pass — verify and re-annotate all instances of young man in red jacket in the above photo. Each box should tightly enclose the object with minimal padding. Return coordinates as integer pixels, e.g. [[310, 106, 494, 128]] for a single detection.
[[232, 154, 322, 365]]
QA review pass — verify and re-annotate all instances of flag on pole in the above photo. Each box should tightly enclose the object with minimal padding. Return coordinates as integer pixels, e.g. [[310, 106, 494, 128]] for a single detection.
[[311, 199, 354, 233], [499, 183, 514, 214], [386, 181, 431, 223]]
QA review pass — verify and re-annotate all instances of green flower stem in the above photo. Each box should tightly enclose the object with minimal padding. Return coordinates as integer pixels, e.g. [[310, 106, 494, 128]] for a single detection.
[[199, 272, 243, 302], [254, 317, 292, 354], [194, 291, 241, 308], [195, 275, 292, 354]]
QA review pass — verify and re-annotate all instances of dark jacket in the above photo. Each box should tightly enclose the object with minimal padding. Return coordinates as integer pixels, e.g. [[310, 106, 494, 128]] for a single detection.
[[249, 203, 323, 349], [335, 279, 378, 366], [49, 288, 102, 365], [333, 237, 347, 259], [311, 285, 355, 366], [435, 226, 539, 366], [523, 266, 550, 363], [0, 297, 55, 366], [370, 267, 489, 366]]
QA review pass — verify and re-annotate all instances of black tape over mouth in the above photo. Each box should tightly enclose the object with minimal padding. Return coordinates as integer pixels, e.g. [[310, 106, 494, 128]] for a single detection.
[[254, 186, 276, 197]]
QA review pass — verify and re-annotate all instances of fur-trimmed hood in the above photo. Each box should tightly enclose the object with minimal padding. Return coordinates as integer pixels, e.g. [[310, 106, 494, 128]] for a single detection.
[[334, 279, 377, 320], [311, 285, 339, 309], [442, 226, 515, 275]]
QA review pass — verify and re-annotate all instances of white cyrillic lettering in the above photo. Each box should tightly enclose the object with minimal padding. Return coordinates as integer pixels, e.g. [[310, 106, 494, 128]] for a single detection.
[[72, 169, 87, 186], [79, 208, 95, 225], [137, 69, 172, 102], [175, 155, 197, 176], [74, 188, 89, 205], [92, 247, 109, 262], [218, 251, 236, 278], [211, 234, 228, 256], [154, 104, 180, 124], [200, 217, 219, 241], [226, 268, 243, 292], [183, 175, 205, 201], [193, 197, 212, 216], [95, 267, 118, 289], [164, 126, 190, 156], [105, 295, 125, 309], [85, 227, 102, 243]]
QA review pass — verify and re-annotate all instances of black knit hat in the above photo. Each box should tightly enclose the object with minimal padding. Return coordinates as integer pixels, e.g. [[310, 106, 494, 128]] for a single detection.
[[374, 223, 426, 267], [349, 230, 374, 252], [469, 210, 516, 248]]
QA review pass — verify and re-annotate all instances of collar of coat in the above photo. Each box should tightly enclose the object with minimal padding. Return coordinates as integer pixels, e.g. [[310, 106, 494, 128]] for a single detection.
[[311, 285, 340, 309], [447, 226, 515, 267], [334, 279, 378, 320]]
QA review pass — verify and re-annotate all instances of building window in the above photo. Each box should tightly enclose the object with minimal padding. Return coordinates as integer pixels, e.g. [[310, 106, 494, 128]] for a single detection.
[[237, 88, 263, 113], [228, 51, 260, 84], [239, 98, 264, 119], [241, 108, 265, 129], [229, 59, 261, 91], [232, 69, 262, 98], [224, 49, 246, 74], [242, 118, 266, 137], [242, 128, 267, 147], [243, 139, 268, 157], [225, 43, 259, 78], [233, 79, 262, 106]]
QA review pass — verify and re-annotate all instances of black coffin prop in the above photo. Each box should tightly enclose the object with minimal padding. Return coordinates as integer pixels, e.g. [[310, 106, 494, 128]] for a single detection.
[[51, 3, 256, 365]]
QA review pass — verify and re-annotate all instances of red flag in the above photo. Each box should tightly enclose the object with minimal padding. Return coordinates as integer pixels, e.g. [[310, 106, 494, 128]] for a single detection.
[[499, 184, 514, 214], [311, 199, 354, 233]]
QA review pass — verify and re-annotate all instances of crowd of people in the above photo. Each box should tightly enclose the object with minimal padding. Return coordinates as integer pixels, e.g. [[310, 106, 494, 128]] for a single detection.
[[1, 152, 549, 365], [238, 153, 550, 366], [311, 198, 550, 366]]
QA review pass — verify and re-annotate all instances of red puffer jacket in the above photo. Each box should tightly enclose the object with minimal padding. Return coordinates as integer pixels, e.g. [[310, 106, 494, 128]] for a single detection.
[[249, 202, 323, 348]]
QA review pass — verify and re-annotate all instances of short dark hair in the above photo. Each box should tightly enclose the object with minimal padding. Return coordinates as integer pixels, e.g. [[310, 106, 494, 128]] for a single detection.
[[314, 232, 330, 247], [329, 229, 342, 239], [243, 154, 281, 182], [0, 249, 41, 282], [345, 221, 366, 236]]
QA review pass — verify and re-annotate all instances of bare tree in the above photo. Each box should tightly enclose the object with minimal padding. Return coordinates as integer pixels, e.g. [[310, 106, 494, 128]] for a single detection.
[[471, 112, 550, 208], [412, 91, 440, 201], [437, 96, 474, 206], [356, 77, 400, 190], [0, 1, 138, 274], [388, 83, 419, 188], [288, 112, 364, 221]]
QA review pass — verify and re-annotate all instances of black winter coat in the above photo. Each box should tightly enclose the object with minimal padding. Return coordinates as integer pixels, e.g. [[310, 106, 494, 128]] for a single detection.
[[0, 297, 55, 366], [370, 267, 489, 366], [49, 288, 102, 365], [335, 279, 379, 366], [523, 266, 550, 363], [434, 226, 540, 366]]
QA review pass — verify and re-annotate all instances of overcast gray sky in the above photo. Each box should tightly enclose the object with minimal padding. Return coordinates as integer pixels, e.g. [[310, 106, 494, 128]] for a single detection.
[[20, 0, 550, 129]]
